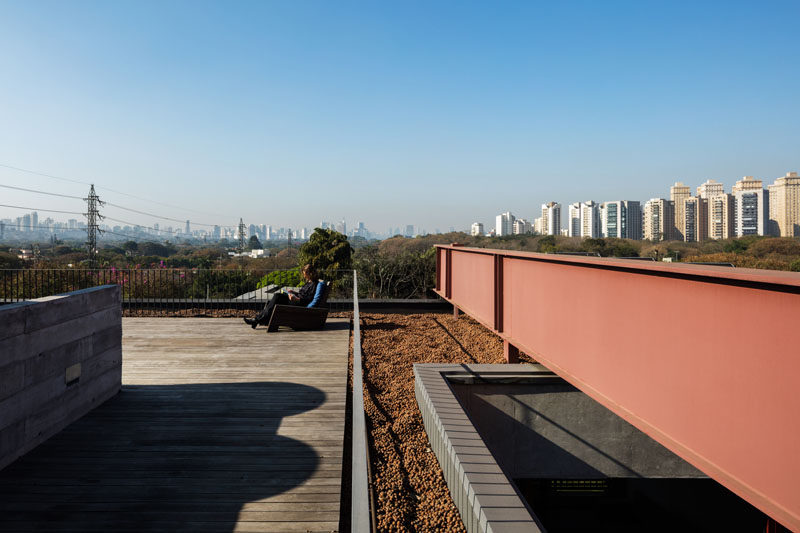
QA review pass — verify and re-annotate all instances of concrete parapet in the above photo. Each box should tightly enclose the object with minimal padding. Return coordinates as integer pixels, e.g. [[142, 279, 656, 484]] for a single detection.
[[0, 285, 122, 470]]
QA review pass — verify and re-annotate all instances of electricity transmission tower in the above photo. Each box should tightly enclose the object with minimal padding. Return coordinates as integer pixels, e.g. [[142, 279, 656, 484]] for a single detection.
[[85, 184, 104, 267], [238, 218, 246, 256]]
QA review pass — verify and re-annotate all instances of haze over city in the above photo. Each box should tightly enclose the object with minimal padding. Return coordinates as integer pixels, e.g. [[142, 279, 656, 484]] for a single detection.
[[1, 1, 798, 233]]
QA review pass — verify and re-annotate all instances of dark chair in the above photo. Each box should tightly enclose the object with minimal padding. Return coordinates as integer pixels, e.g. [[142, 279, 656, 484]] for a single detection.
[[266, 281, 331, 332]]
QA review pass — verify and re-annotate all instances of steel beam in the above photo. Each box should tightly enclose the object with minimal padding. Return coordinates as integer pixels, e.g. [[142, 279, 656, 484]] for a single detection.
[[435, 244, 800, 531]]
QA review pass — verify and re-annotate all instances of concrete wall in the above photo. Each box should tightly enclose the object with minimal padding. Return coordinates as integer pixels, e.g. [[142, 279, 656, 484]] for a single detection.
[[451, 380, 705, 480], [0, 285, 122, 471]]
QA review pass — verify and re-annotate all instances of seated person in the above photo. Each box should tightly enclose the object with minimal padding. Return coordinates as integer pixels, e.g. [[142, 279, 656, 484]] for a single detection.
[[243, 264, 325, 328]]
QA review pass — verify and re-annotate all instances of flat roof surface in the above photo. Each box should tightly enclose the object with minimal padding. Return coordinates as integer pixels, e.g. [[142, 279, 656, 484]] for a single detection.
[[0, 317, 350, 532]]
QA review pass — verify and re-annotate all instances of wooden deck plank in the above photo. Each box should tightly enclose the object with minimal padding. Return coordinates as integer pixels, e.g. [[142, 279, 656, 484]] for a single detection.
[[0, 317, 350, 532]]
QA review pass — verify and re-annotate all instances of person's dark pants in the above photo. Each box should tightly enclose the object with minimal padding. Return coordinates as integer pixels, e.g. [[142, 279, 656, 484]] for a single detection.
[[253, 293, 298, 325]]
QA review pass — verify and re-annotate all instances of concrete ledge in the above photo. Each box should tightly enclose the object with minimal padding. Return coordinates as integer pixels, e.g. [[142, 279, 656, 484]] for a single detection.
[[414, 364, 544, 533], [0, 285, 122, 471]]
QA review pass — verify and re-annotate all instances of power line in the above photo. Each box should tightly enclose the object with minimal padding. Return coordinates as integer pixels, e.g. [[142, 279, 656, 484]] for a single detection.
[[0, 179, 233, 229], [104, 202, 226, 228], [0, 163, 90, 186], [0, 162, 235, 219], [0, 183, 84, 200], [0, 203, 84, 215]]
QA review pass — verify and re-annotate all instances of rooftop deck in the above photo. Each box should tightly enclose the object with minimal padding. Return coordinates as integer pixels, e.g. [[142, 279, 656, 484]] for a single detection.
[[0, 317, 350, 532]]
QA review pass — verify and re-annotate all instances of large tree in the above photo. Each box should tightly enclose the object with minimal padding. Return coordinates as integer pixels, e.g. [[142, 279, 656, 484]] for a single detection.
[[298, 228, 352, 278]]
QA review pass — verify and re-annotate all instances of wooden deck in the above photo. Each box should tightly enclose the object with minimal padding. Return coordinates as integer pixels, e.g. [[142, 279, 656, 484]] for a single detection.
[[0, 317, 350, 532]]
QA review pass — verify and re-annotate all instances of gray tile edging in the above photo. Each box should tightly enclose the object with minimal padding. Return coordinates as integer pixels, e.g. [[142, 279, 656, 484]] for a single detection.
[[414, 363, 544, 533]]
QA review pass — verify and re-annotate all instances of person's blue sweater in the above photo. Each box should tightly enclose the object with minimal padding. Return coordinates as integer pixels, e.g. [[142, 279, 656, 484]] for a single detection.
[[307, 281, 325, 308]]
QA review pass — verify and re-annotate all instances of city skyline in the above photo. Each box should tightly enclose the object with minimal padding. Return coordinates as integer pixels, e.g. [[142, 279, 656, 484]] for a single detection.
[[3, 167, 799, 243], [1, 1, 798, 231]]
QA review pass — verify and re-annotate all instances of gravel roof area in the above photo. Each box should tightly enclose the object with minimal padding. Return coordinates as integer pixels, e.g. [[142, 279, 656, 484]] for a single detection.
[[360, 312, 533, 532]]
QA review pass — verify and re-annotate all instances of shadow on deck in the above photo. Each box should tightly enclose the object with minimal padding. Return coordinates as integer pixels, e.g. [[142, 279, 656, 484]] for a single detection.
[[0, 318, 350, 532]]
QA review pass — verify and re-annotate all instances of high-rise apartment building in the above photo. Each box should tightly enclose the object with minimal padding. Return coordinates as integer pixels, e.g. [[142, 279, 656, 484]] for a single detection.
[[682, 197, 708, 242], [768, 172, 800, 237], [541, 202, 561, 236], [696, 179, 725, 199], [568, 201, 599, 238], [513, 218, 532, 235], [580, 201, 600, 238], [471, 222, 484, 236], [567, 203, 581, 237], [599, 200, 642, 240], [707, 194, 734, 240], [643, 199, 674, 241], [31, 212, 38, 231], [732, 176, 763, 194], [670, 182, 692, 241], [185, 220, 191, 235], [495, 212, 515, 237], [734, 188, 769, 237], [731, 176, 769, 237]]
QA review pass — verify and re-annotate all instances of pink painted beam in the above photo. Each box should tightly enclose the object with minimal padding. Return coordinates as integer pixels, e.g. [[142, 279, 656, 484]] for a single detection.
[[434, 245, 800, 531]]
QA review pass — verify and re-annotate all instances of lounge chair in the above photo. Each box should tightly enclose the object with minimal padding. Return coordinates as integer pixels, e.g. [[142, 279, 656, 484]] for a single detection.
[[266, 281, 331, 332]]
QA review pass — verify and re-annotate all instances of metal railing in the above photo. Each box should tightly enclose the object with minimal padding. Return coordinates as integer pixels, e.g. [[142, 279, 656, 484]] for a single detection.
[[0, 268, 354, 313], [351, 271, 374, 531]]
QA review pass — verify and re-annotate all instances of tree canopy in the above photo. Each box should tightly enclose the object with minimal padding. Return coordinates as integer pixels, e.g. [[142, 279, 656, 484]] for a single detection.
[[297, 228, 353, 278]]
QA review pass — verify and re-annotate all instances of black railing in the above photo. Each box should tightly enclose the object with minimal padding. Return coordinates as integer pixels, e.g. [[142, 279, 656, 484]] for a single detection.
[[0, 269, 354, 314]]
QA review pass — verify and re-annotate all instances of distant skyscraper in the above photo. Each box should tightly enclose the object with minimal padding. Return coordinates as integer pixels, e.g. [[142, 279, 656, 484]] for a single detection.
[[567, 203, 581, 237], [31, 212, 38, 231], [697, 179, 725, 199], [643, 199, 674, 241], [213, 225, 221, 240], [495, 212, 515, 237], [682, 197, 708, 242], [734, 189, 769, 237], [580, 201, 600, 238], [732, 176, 763, 194], [185, 220, 191, 235], [471, 222, 484, 236], [670, 182, 691, 241], [22, 214, 31, 232], [513, 218, 532, 234], [768, 172, 800, 237], [405, 225, 414, 237], [541, 202, 561, 236], [600, 200, 641, 240], [707, 194, 734, 240]]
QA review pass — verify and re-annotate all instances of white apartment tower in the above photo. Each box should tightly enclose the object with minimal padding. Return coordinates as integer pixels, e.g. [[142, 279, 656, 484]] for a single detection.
[[734, 189, 769, 237], [601, 201, 642, 240], [567, 203, 581, 237], [580, 201, 600, 238], [513, 218, 532, 234], [643, 199, 675, 241], [768, 172, 800, 237], [541, 202, 561, 236], [471, 222, 484, 236], [495, 212, 515, 237]]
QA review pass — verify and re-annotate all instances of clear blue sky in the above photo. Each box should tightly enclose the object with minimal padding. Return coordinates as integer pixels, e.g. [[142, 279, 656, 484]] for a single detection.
[[1, 0, 798, 234]]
